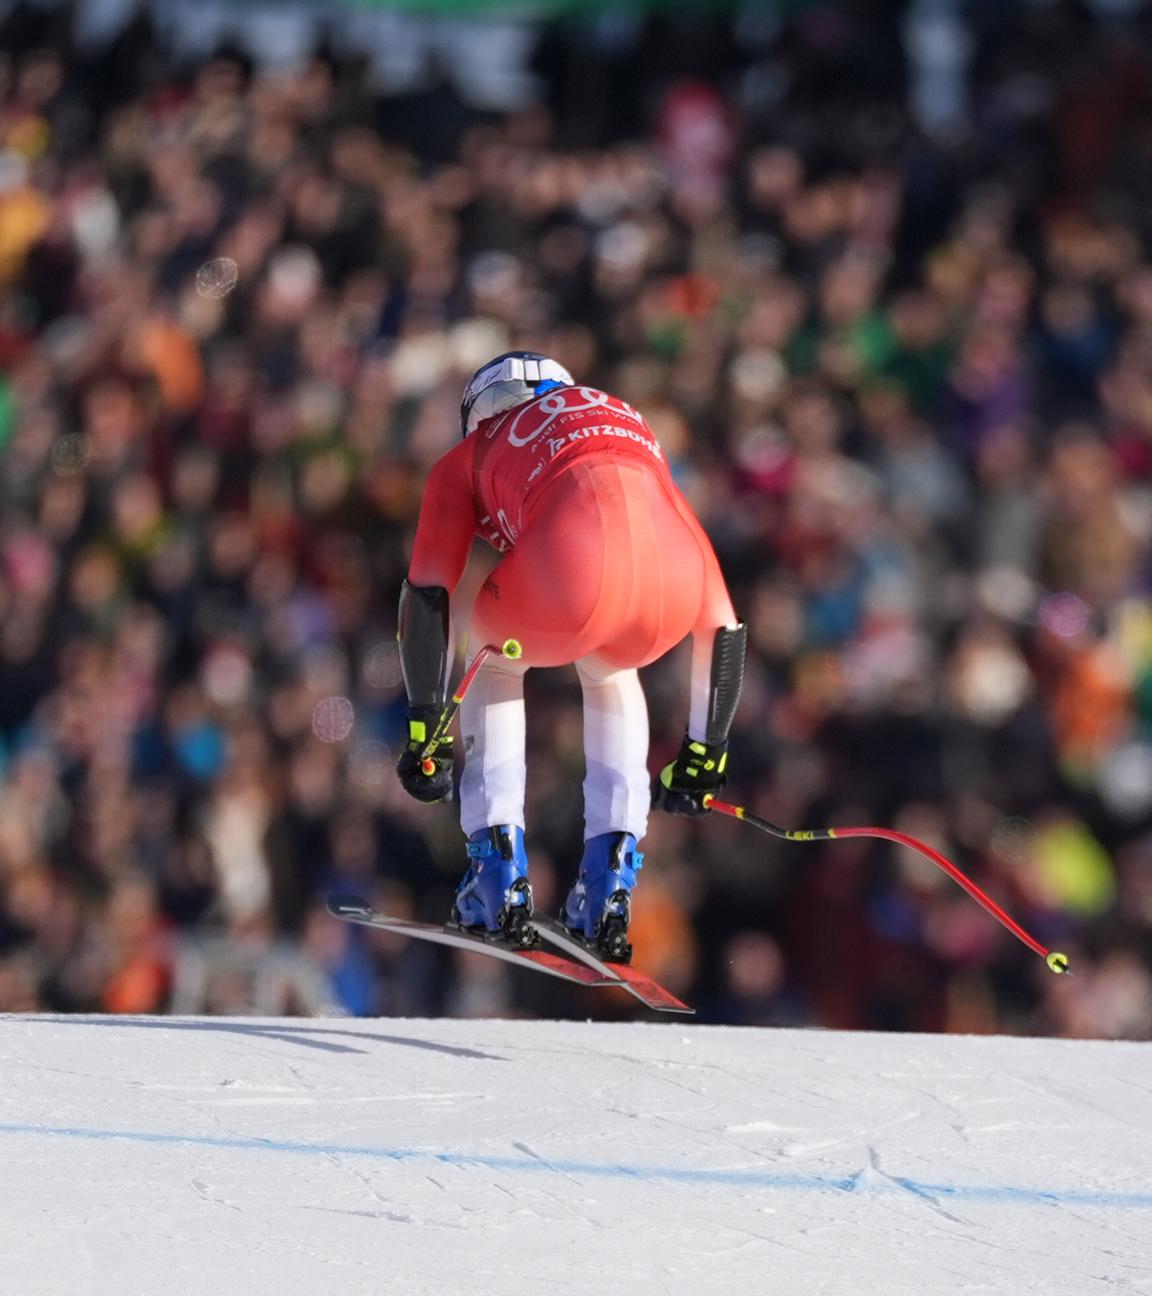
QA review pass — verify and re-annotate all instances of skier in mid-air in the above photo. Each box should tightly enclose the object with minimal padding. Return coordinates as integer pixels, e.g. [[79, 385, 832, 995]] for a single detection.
[[395, 352, 746, 962]]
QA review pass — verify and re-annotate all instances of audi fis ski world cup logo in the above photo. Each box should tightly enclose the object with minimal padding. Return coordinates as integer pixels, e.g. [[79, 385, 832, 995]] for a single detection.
[[500, 387, 649, 446]]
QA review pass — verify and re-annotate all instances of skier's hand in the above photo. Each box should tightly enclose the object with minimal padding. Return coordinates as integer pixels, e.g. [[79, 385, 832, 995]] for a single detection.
[[396, 709, 454, 804], [652, 734, 727, 817]]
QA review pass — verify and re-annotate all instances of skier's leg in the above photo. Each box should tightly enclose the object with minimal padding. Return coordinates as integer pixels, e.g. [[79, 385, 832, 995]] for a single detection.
[[458, 644, 530, 838], [451, 521, 580, 939], [561, 655, 650, 961], [576, 655, 650, 843], [557, 468, 729, 958], [450, 643, 535, 940]]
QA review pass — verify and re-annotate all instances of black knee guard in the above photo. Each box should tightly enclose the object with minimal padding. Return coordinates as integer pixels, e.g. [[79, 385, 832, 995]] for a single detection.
[[705, 623, 747, 747], [397, 581, 450, 708]]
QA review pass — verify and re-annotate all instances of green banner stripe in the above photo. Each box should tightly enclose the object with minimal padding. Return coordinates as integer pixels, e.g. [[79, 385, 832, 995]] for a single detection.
[[341, 0, 801, 13]]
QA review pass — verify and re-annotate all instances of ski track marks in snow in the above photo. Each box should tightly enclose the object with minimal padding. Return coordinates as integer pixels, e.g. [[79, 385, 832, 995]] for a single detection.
[[1, 1014, 1151, 1296]]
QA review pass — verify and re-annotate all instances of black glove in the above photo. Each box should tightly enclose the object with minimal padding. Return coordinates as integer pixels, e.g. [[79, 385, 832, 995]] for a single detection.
[[652, 733, 728, 817], [396, 707, 454, 804]]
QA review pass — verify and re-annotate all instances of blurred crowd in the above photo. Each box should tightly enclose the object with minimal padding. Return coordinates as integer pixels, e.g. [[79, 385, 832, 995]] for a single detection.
[[1, 0, 1151, 1038]]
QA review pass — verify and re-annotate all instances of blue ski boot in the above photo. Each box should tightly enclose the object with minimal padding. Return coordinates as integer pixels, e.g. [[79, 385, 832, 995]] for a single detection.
[[451, 825, 538, 949], [562, 831, 644, 963]]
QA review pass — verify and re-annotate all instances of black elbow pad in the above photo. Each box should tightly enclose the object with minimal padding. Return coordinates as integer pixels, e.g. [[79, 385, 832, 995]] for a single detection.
[[397, 581, 450, 708], [706, 622, 747, 747]]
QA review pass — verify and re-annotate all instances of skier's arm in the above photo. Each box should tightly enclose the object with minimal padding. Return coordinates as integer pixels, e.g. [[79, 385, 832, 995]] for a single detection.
[[407, 438, 479, 597], [397, 442, 479, 804], [688, 620, 747, 748], [654, 553, 746, 817]]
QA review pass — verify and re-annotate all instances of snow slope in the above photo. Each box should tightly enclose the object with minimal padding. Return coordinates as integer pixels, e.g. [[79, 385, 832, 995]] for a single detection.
[[2, 1014, 1150, 1296]]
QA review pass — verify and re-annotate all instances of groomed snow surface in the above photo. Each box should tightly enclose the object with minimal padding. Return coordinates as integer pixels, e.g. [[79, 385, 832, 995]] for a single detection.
[[2, 1013, 1150, 1296]]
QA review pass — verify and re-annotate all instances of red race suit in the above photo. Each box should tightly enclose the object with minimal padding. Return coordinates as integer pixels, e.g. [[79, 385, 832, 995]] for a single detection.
[[409, 385, 736, 669]]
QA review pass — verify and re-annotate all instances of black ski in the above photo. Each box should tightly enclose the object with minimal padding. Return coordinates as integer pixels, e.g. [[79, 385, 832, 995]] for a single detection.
[[325, 895, 615, 989], [532, 918, 695, 1015], [326, 896, 695, 1012]]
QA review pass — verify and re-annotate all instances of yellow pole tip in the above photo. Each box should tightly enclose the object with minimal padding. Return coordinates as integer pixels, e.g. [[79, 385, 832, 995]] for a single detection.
[[1046, 951, 1070, 975], [501, 638, 523, 660], [421, 759, 435, 776]]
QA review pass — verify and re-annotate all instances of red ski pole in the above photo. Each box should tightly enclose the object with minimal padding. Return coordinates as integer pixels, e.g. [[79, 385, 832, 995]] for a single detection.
[[418, 638, 524, 774], [703, 795, 1070, 975]]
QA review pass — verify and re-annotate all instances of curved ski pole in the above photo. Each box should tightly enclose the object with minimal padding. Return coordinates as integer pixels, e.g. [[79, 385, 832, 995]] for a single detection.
[[419, 637, 524, 774], [703, 796, 1070, 976]]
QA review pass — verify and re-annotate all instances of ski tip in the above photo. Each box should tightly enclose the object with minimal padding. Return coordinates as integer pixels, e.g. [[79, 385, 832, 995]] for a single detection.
[[326, 893, 372, 918]]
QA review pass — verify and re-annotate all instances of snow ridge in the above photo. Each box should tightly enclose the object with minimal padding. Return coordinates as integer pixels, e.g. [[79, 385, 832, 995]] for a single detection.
[[3, 1015, 1150, 1296]]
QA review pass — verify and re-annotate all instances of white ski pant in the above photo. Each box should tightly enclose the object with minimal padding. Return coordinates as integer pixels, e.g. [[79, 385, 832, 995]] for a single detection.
[[458, 649, 651, 841]]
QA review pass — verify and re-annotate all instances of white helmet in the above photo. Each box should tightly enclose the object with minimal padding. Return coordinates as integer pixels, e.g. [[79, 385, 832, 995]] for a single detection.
[[460, 351, 574, 436]]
